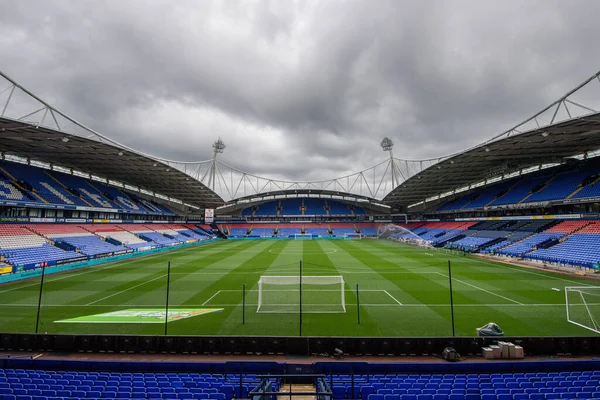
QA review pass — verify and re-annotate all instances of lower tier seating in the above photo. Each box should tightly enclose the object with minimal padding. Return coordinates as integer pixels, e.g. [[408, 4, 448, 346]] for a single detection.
[[398, 219, 600, 268], [0, 369, 259, 400], [330, 370, 600, 400], [0, 223, 207, 270]]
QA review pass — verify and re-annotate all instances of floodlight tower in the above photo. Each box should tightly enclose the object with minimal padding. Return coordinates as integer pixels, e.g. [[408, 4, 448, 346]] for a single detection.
[[208, 138, 226, 191], [381, 137, 398, 188]]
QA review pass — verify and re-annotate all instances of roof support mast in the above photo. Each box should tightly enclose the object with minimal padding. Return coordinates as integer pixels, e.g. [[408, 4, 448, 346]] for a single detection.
[[381, 137, 396, 188], [208, 138, 225, 192]]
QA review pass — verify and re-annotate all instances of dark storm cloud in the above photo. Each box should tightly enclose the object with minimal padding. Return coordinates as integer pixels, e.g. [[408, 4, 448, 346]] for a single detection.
[[1, 0, 600, 183]]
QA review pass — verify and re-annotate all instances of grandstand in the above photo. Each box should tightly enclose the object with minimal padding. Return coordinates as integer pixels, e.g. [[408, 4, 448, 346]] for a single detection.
[[1, 62, 600, 386], [435, 158, 600, 213]]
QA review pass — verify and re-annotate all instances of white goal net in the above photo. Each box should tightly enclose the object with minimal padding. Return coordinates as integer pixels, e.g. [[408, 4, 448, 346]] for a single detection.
[[294, 233, 312, 240], [257, 275, 346, 313], [565, 286, 600, 334]]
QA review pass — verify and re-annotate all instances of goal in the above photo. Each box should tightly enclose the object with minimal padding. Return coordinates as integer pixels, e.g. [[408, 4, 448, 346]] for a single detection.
[[565, 286, 600, 334], [294, 233, 312, 240], [257, 275, 346, 313]]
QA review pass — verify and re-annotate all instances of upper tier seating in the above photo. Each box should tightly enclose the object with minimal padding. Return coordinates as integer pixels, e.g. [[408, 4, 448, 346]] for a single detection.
[[489, 176, 548, 206], [0, 161, 173, 215], [526, 169, 591, 202], [243, 198, 365, 217], [253, 201, 278, 216], [281, 199, 303, 215], [435, 159, 600, 212], [462, 181, 514, 210], [573, 177, 600, 199], [0, 162, 89, 207], [303, 199, 328, 215]]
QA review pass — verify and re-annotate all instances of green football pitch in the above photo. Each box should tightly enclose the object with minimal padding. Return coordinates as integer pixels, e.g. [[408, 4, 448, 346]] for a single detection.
[[0, 239, 598, 337]]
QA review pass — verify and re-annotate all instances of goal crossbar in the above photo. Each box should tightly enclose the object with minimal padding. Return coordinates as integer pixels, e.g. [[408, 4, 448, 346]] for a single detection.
[[257, 275, 346, 313], [294, 233, 312, 240]]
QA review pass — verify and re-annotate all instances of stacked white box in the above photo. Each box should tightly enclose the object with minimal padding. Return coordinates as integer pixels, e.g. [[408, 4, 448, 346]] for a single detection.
[[508, 343, 516, 358], [482, 347, 494, 359], [499, 342, 510, 359], [490, 345, 501, 359], [514, 346, 524, 359]]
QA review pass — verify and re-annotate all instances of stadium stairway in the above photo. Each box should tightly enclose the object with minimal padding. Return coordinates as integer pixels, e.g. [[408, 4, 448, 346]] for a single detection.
[[209, 223, 228, 239], [42, 171, 96, 208], [81, 181, 118, 209], [518, 176, 555, 204], [0, 166, 48, 204], [567, 173, 600, 199]]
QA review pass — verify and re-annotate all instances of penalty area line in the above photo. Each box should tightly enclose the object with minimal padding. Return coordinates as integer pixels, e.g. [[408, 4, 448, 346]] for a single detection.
[[384, 290, 402, 305], [436, 272, 524, 305], [202, 290, 222, 306], [85, 274, 167, 306]]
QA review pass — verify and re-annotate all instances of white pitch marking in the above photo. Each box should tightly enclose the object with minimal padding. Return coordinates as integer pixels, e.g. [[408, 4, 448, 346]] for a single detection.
[[384, 290, 403, 305], [267, 249, 338, 255], [0, 259, 128, 295], [0, 303, 583, 307], [202, 290, 222, 306], [0, 243, 207, 295], [436, 272, 524, 305], [85, 274, 167, 306], [462, 257, 599, 287]]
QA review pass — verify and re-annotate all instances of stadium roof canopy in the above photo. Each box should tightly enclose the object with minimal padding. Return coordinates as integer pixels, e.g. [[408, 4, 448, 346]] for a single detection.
[[2, 69, 600, 211], [0, 70, 223, 209], [383, 113, 600, 208], [217, 188, 391, 214], [384, 71, 600, 209], [0, 116, 224, 208]]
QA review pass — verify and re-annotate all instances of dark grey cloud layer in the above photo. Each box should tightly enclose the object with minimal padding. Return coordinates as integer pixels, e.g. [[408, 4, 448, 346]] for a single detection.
[[1, 0, 600, 182]]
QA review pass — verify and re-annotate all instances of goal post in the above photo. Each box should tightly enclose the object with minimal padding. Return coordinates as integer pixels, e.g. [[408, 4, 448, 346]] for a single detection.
[[565, 286, 600, 334], [294, 233, 312, 240], [343, 233, 361, 240], [257, 275, 346, 313]]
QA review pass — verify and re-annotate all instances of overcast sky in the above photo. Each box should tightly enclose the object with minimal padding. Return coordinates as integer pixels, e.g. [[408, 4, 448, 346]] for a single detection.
[[1, 0, 600, 183]]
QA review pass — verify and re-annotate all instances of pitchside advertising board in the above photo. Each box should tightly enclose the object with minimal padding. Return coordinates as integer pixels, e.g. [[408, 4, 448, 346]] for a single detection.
[[204, 208, 214, 223]]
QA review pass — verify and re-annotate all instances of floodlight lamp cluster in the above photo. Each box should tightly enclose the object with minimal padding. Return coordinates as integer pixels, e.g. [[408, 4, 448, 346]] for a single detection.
[[213, 138, 226, 154], [380, 137, 394, 151]]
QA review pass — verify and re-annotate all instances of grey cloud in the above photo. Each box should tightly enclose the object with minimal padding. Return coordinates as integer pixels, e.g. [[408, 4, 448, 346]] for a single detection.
[[1, 0, 600, 185]]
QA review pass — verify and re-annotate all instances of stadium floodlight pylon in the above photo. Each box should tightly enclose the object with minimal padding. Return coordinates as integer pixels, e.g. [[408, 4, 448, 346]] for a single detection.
[[565, 286, 600, 334], [257, 275, 346, 314]]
